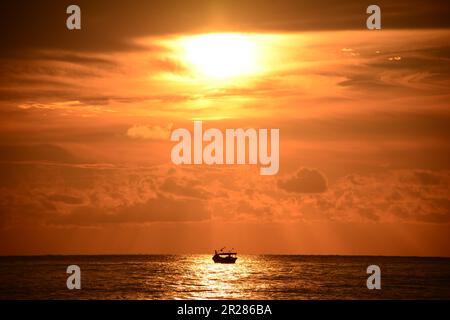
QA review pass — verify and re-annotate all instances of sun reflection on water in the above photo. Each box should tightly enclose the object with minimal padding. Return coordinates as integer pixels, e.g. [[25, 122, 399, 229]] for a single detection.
[[173, 255, 260, 299]]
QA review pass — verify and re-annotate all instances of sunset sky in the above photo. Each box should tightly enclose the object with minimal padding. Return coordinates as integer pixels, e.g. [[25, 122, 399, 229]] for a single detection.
[[0, 0, 449, 256]]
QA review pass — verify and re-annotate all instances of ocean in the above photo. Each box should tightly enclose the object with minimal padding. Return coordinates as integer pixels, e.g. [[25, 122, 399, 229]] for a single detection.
[[0, 255, 449, 299]]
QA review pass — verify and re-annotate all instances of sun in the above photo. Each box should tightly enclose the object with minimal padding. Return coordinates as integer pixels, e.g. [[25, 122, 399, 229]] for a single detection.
[[181, 33, 259, 80]]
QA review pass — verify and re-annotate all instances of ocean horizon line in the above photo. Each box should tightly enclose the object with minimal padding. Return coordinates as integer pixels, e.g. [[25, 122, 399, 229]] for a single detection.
[[1, 253, 449, 259]]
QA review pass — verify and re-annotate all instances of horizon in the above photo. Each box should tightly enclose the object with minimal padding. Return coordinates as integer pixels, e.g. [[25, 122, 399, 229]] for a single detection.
[[2, 253, 450, 258]]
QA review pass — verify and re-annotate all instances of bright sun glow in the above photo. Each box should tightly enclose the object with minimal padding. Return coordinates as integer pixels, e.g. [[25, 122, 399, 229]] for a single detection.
[[181, 33, 259, 80]]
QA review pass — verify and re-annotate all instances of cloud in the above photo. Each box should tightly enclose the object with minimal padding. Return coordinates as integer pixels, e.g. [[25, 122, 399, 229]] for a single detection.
[[127, 124, 173, 140], [47, 194, 84, 205], [0, 159, 449, 229], [411, 171, 443, 186], [278, 168, 328, 193], [52, 194, 210, 225], [1, 1, 449, 58], [0, 144, 79, 163], [160, 176, 210, 199], [338, 46, 450, 92], [311, 170, 450, 223]]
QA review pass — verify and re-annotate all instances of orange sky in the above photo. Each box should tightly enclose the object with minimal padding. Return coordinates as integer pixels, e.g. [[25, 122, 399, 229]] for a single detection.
[[0, 1, 449, 256]]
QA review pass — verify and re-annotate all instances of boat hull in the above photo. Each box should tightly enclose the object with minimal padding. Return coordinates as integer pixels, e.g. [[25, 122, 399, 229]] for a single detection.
[[212, 255, 237, 264]]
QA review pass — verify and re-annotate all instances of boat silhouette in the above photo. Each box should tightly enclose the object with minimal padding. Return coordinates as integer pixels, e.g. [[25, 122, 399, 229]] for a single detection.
[[212, 248, 237, 264]]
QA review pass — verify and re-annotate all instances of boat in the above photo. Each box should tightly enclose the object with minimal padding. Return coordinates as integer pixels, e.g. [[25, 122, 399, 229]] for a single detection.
[[212, 248, 237, 264]]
